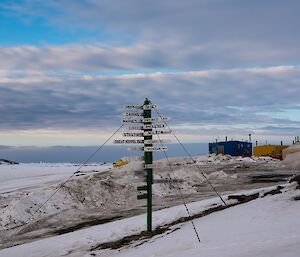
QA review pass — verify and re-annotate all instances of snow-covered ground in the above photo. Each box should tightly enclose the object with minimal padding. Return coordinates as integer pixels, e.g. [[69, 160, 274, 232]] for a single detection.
[[0, 154, 297, 254], [0, 182, 299, 257], [0, 162, 113, 193]]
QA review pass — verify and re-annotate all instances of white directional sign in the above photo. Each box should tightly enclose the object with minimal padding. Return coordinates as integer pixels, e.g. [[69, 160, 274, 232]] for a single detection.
[[143, 117, 169, 123], [123, 112, 144, 117], [144, 146, 168, 152], [123, 132, 144, 137], [124, 105, 143, 110], [128, 146, 144, 151], [129, 146, 168, 152], [143, 124, 166, 129], [144, 130, 171, 136], [123, 117, 168, 124], [114, 139, 170, 144], [144, 164, 153, 169], [128, 126, 143, 130], [144, 139, 171, 144], [114, 139, 144, 144], [142, 104, 159, 110], [123, 119, 143, 123], [123, 104, 159, 110]]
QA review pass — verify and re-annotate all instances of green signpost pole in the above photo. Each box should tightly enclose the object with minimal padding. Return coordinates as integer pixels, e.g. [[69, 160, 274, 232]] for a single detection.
[[120, 99, 168, 233], [143, 98, 153, 232]]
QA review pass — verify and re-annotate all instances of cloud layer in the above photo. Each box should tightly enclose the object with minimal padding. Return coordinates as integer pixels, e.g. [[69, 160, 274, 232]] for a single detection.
[[0, 0, 300, 144], [1, 0, 300, 71], [1, 66, 300, 134]]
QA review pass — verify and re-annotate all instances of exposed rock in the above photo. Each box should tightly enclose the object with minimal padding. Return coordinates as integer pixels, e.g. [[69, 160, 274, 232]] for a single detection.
[[262, 186, 284, 197], [228, 193, 259, 202], [289, 174, 300, 185], [0, 159, 19, 165]]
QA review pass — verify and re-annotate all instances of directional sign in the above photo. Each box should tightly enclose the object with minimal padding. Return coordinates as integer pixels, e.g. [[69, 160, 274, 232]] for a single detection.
[[143, 124, 166, 129], [129, 146, 168, 152], [124, 105, 143, 110], [144, 146, 168, 152], [123, 117, 168, 124], [143, 139, 158, 144], [144, 130, 171, 136], [123, 112, 144, 117], [123, 119, 143, 123], [143, 117, 169, 123], [123, 132, 144, 137], [128, 146, 144, 151], [114, 139, 170, 144], [144, 139, 171, 144], [128, 126, 143, 130], [124, 104, 158, 110], [143, 104, 159, 110], [114, 139, 144, 144], [144, 164, 153, 169]]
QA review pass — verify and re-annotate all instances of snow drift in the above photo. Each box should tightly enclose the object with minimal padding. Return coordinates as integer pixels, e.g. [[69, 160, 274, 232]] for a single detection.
[[282, 145, 300, 169]]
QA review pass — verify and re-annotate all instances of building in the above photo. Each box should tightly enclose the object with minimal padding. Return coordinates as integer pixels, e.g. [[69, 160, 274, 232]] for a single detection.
[[254, 145, 288, 159], [209, 141, 252, 157]]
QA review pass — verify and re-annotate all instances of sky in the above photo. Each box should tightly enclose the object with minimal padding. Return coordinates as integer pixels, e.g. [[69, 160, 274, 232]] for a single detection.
[[0, 0, 300, 153]]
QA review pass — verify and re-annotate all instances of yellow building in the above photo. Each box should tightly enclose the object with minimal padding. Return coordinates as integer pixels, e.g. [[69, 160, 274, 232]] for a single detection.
[[254, 145, 289, 159]]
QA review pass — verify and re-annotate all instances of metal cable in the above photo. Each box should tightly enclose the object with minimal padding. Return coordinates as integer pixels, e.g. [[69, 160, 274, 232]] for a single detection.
[[157, 133, 201, 243], [6, 123, 125, 238], [154, 108, 227, 206]]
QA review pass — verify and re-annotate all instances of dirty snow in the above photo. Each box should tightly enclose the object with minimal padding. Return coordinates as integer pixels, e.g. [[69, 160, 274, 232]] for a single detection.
[[0, 154, 296, 252], [0, 183, 299, 257]]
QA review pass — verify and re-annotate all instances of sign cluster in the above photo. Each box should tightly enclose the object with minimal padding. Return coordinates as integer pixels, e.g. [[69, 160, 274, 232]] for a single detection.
[[114, 98, 170, 232], [114, 103, 170, 152]]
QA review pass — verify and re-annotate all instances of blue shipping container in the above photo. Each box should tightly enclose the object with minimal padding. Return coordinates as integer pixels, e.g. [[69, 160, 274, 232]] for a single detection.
[[209, 141, 252, 156]]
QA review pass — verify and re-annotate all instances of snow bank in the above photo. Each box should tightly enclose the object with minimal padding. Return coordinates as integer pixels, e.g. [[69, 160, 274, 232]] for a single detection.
[[197, 154, 278, 165], [207, 170, 230, 179], [0, 156, 284, 236], [282, 145, 300, 169]]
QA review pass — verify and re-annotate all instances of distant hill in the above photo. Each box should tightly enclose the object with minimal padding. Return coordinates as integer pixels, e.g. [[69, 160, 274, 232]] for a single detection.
[[0, 159, 19, 165]]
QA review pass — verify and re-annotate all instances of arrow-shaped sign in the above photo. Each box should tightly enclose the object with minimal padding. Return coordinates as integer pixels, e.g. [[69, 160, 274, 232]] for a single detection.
[[123, 119, 143, 123], [123, 117, 169, 124], [129, 146, 168, 152], [114, 139, 144, 144], [128, 126, 143, 130], [124, 105, 143, 110], [142, 104, 159, 110], [143, 117, 168, 123], [143, 124, 166, 129], [124, 104, 158, 110], [123, 112, 144, 117], [144, 146, 168, 152], [123, 132, 144, 137], [143, 130, 171, 136], [114, 139, 171, 144]]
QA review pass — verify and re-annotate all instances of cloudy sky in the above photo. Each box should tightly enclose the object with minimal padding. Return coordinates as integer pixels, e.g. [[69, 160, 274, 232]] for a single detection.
[[0, 0, 300, 147]]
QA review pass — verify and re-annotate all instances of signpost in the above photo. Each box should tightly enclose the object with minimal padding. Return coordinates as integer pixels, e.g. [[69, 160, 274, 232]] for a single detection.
[[115, 98, 170, 232]]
